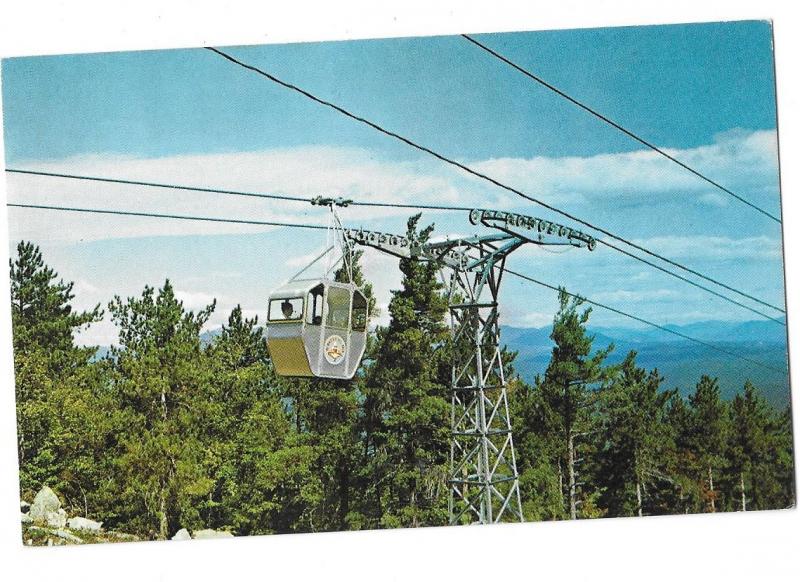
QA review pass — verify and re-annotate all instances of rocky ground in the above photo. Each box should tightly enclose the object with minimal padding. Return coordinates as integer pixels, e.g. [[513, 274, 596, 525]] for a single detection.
[[21, 486, 233, 546]]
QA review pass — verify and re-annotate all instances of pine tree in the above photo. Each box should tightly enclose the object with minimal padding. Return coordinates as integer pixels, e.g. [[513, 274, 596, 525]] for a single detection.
[[360, 215, 450, 528], [283, 250, 376, 531], [662, 392, 702, 513], [726, 381, 770, 511], [597, 351, 669, 517], [724, 382, 795, 512], [205, 306, 318, 535], [10, 241, 101, 358], [539, 289, 613, 519], [9, 241, 104, 495], [769, 406, 796, 509], [106, 280, 218, 538], [687, 375, 728, 512], [511, 374, 568, 521]]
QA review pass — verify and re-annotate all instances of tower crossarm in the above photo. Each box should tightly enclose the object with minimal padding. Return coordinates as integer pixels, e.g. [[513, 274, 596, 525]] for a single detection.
[[469, 208, 597, 251], [340, 207, 595, 526], [343, 208, 595, 275]]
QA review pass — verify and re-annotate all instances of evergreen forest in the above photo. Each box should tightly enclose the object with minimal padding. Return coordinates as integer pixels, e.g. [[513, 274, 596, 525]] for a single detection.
[[9, 219, 796, 541]]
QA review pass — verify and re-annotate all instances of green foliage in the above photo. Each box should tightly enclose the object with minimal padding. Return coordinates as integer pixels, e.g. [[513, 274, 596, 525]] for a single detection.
[[537, 289, 614, 519], [722, 381, 795, 511], [511, 378, 568, 521], [686, 375, 729, 511], [104, 280, 219, 538], [361, 215, 451, 528], [8, 241, 797, 541], [10, 241, 104, 498], [204, 306, 319, 535], [597, 351, 670, 517], [281, 251, 373, 532]]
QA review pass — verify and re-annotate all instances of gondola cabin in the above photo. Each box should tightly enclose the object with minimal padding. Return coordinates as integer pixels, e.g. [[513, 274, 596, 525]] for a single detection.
[[266, 279, 368, 379]]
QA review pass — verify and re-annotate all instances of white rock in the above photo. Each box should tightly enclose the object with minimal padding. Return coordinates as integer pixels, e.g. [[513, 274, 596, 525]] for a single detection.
[[32, 486, 60, 511], [192, 529, 234, 539], [68, 516, 103, 532], [21, 500, 30, 513], [21, 513, 33, 524], [29, 486, 61, 524], [171, 528, 191, 541], [53, 529, 84, 544], [44, 509, 67, 529]]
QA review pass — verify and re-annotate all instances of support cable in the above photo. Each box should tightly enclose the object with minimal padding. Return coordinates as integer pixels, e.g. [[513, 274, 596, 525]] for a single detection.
[[202, 47, 785, 316], [506, 268, 786, 374], [6, 201, 783, 373], [6, 167, 785, 323], [461, 34, 781, 224]]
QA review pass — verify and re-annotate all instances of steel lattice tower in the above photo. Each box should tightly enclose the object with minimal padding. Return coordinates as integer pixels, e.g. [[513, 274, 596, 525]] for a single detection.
[[346, 208, 596, 525], [440, 237, 524, 524]]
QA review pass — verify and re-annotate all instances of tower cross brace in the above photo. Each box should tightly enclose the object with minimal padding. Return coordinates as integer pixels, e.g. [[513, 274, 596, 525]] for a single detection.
[[345, 208, 596, 524]]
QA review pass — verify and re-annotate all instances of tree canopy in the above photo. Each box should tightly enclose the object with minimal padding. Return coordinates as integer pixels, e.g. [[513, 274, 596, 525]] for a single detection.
[[9, 241, 796, 541]]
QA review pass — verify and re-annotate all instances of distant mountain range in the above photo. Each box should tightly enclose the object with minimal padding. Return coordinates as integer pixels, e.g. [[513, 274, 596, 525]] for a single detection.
[[94, 319, 791, 409], [502, 320, 790, 409]]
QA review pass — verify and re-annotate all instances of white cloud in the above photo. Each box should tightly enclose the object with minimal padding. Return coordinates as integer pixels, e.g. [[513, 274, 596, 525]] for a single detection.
[[468, 129, 779, 206], [592, 288, 679, 303], [284, 245, 333, 270], [5, 129, 780, 244], [174, 289, 219, 311], [506, 311, 553, 327], [630, 234, 782, 260], [10, 130, 785, 342], [74, 318, 119, 348], [5, 146, 481, 243]]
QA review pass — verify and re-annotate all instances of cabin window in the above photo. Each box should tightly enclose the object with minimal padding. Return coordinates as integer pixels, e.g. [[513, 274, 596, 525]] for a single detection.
[[306, 284, 324, 325], [268, 297, 304, 322], [325, 286, 351, 329], [352, 291, 367, 332]]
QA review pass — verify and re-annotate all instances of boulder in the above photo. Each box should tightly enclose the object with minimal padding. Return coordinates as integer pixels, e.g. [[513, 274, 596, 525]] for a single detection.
[[45, 508, 68, 529], [171, 528, 191, 541], [21, 500, 30, 513], [67, 516, 103, 532], [192, 529, 234, 539], [29, 486, 61, 524], [21, 513, 33, 524], [29, 488, 69, 528]]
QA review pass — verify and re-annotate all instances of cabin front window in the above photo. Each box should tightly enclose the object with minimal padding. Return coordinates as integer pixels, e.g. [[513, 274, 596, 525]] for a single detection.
[[268, 297, 304, 322], [325, 287, 351, 329]]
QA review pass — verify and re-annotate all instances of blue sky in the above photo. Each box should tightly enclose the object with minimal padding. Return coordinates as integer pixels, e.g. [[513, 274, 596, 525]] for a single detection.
[[1, 20, 787, 348]]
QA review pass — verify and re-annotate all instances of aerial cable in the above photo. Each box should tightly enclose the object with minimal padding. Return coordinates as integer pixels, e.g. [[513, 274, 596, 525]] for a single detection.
[[600, 238, 784, 325], [6, 167, 785, 323], [505, 268, 786, 374], [6, 201, 783, 375], [4, 168, 474, 212], [202, 47, 785, 317], [5, 168, 311, 204], [5, 202, 329, 230], [461, 34, 781, 224]]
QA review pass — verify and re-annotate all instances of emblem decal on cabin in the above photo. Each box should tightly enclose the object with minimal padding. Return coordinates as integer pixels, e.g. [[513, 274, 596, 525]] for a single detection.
[[324, 335, 346, 365]]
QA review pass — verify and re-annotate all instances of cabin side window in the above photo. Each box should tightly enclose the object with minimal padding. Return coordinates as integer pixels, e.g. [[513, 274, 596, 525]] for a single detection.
[[325, 286, 351, 330], [268, 297, 304, 322], [352, 291, 367, 332], [306, 284, 324, 325]]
